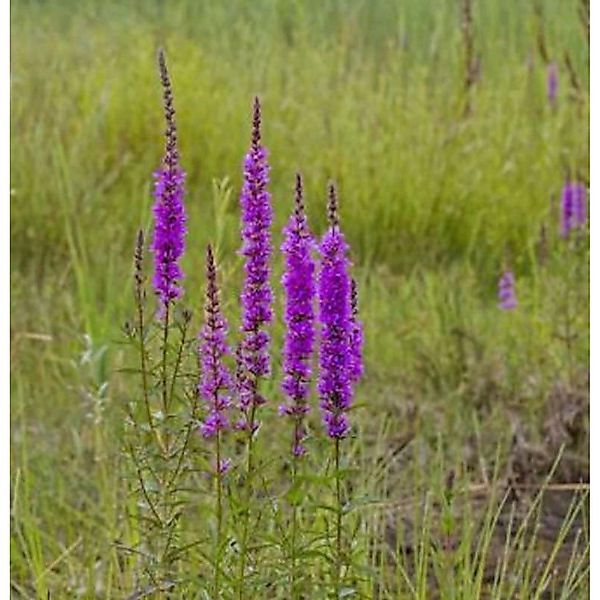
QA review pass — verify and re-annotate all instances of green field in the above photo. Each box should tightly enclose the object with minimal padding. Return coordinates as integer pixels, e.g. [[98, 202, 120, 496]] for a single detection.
[[11, 0, 589, 598]]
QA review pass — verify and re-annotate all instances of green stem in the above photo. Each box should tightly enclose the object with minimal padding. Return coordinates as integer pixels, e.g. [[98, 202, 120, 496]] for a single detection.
[[136, 279, 165, 453], [290, 454, 299, 599], [334, 437, 342, 598], [161, 303, 171, 424], [168, 317, 188, 410], [136, 290, 153, 429], [215, 430, 223, 599], [160, 302, 171, 586], [237, 401, 257, 600]]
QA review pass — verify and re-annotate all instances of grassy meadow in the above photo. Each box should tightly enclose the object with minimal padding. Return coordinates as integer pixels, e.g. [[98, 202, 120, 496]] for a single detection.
[[10, 0, 589, 597]]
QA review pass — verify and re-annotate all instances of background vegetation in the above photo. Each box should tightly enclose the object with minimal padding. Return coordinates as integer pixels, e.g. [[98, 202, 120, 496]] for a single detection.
[[11, 0, 589, 597]]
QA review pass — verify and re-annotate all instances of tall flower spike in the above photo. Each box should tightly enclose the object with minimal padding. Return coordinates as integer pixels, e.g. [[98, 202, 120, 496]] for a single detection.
[[151, 49, 187, 316], [349, 278, 364, 384], [318, 183, 353, 439], [497, 270, 517, 310], [560, 181, 587, 238], [279, 173, 317, 457], [237, 97, 274, 431], [199, 245, 233, 444]]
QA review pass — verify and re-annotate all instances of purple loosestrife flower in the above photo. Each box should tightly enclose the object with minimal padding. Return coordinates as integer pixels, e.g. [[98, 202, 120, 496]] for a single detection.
[[237, 97, 274, 432], [318, 184, 353, 439], [348, 279, 364, 384], [547, 61, 558, 107], [279, 174, 316, 457], [199, 245, 233, 444], [497, 270, 517, 310], [560, 181, 587, 238], [151, 50, 187, 316]]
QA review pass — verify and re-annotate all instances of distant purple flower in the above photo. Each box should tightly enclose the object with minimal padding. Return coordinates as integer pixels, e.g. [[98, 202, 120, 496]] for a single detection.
[[497, 271, 517, 310], [547, 61, 558, 107], [349, 279, 364, 384], [151, 50, 187, 316], [279, 174, 316, 457], [318, 184, 353, 439], [560, 181, 587, 238], [216, 458, 232, 475], [237, 97, 274, 432], [198, 245, 233, 439]]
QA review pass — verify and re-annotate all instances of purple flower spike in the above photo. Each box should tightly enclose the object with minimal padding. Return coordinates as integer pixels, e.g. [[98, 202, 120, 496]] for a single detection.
[[547, 61, 558, 107], [560, 181, 587, 238], [237, 97, 274, 432], [560, 184, 573, 238], [199, 245, 233, 439], [318, 184, 353, 439], [349, 278, 364, 384], [151, 50, 187, 316], [497, 270, 517, 310], [279, 174, 317, 456]]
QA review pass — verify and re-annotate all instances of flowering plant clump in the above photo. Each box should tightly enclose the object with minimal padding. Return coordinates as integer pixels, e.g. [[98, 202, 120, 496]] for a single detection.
[[126, 57, 371, 598], [122, 50, 198, 594], [279, 173, 316, 457], [151, 50, 187, 316], [318, 184, 354, 439]]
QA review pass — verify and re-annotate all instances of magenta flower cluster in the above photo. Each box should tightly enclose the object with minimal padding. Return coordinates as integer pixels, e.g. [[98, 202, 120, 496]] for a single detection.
[[279, 174, 317, 456], [151, 50, 187, 315], [148, 56, 364, 456]]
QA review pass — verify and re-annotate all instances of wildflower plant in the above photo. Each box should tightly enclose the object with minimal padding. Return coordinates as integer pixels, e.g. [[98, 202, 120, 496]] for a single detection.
[[151, 51, 187, 318], [237, 97, 274, 434], [279, 173, 316, 597], [198, 244, 233, 598], [556, 180, 589, 387], [121, 50, 196, 596], [318, 184, 353, 441], [235, 96, 274, 598], [317, 183, 358, 593], [279, 173, 316, 458]]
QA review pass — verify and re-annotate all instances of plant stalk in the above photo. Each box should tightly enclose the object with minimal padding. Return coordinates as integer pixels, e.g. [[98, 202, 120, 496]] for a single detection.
[[215, 430, 223, 599], [237, 400, 258, 600]]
